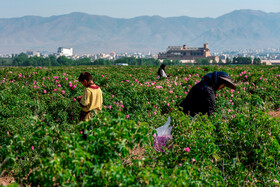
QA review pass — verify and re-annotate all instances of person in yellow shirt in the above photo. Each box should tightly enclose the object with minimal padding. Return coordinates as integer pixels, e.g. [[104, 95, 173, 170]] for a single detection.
[[77, 72, 103, 121], [76, 72, 103, 139]]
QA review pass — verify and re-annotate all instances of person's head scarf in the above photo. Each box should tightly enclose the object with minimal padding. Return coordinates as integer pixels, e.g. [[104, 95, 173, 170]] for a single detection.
[[160, 64, 166, 70], [202, 71, 236, 91]]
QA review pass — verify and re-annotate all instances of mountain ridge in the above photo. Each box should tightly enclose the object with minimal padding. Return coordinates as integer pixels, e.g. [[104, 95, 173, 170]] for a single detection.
[[0, 9, 279, 54]]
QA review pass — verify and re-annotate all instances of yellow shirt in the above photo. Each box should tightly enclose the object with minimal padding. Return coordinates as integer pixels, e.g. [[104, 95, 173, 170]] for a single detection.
[[80, 86, 103, 114]]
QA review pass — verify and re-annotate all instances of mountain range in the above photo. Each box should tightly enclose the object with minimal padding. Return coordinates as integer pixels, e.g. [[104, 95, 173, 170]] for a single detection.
[[0, 9, 279, 55]]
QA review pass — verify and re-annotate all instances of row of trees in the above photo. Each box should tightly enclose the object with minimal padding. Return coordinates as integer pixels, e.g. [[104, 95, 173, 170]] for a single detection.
[[232, 57, 252, 64], [0, 58, 12, 66], [0, 53, 263, 67], [231, 57, 262, 65], [196, 57, 262, 65], [11, 53, 93, 66], [114, 57, 161, 66], [9, 54, 163, 67]]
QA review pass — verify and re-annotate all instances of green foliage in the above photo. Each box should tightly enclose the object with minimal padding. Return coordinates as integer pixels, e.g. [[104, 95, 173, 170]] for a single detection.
[[232, 57, 252, 64], [0, 65, 280, 186], [12, 53, 28, 66], [162, 59, 182, 66], [226, 57, 231, 64], [7, 55, 162, 67], [114, 57, 160, 66], [0, 58, 12, 66], [94, 59, 114, 65], [253, 57, 262, 65], [196, 58, 210, 65], [57, 56, 72, 66]]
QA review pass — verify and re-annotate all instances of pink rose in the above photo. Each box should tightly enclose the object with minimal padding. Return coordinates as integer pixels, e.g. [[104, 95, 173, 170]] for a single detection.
[[184, 147, 190, 152]]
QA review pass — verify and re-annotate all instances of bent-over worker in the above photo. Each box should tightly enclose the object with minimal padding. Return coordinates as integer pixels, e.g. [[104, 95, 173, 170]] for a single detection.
[[179, 71, 236, 116]]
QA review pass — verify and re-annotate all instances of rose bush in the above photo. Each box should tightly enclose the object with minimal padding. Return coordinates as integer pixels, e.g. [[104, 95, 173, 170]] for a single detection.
[[0, 65, 280, 186]]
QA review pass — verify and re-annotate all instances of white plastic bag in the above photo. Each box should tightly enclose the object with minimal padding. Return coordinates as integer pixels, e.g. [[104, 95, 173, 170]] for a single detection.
[[155, 116, 172, 136], [153, 117, 173, 152]]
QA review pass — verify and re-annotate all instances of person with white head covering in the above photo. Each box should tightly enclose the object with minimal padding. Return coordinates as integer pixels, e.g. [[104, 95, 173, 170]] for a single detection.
[[157, 64, 168, 78]]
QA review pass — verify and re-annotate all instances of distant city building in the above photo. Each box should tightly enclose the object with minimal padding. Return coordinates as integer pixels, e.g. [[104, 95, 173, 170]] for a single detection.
[[158, 43, 219, 63], [99, 53, 114, 60], [262, 60, 280, 65], [110, 52, 116, 59], [26, 50, 40, 57], [57, 47, 73, 57], [219, 54, 227, 63]]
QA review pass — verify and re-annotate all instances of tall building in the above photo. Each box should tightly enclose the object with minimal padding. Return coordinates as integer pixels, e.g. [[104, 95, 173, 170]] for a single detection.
[[158, 43, 219, 62], [57, 47, 73, 57]]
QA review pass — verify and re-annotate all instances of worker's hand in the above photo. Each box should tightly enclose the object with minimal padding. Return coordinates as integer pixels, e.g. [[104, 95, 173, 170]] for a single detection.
[[76, 96, 82, 101]]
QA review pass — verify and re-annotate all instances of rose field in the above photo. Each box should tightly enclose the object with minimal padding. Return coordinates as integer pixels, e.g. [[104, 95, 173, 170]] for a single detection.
[[0, 65, 280, 186]]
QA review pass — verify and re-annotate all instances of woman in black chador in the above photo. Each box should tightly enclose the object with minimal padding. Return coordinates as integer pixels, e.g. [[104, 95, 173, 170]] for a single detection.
[[180, 71, 236, 116], [157, 64, 168, 78]]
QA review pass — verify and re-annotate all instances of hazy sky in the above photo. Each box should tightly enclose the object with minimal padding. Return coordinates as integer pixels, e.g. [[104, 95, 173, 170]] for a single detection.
[[1, 0, 279, 18]]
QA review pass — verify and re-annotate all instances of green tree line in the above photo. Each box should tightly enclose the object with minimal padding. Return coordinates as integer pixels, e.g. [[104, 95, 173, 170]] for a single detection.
[[5, 54, 162, 67], [230, 57, 262, 65], [0, 53, 263, 67]]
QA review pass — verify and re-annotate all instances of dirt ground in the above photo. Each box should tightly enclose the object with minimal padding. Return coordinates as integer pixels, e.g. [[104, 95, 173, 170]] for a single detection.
[[0, 177, 15, 186], [269, 110, 280, 120]]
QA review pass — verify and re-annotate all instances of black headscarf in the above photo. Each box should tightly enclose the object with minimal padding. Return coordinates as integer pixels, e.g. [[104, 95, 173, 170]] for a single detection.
[[201, 71, 236, 91]]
